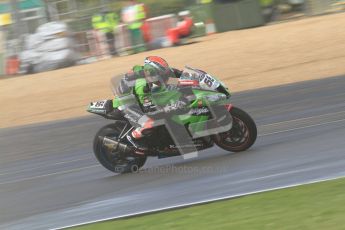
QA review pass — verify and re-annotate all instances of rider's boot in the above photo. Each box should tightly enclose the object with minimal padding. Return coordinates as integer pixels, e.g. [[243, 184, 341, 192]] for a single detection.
[[126, 118, 154, 153]]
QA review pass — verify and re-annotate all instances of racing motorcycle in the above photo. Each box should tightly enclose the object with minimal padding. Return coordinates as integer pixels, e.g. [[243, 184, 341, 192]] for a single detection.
[[87, 67, 257, 173]]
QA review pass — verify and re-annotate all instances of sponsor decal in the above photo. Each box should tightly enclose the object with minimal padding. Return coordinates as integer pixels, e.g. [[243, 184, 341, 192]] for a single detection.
[[189, 107, 210, 115], [126, 134, 138, 148]]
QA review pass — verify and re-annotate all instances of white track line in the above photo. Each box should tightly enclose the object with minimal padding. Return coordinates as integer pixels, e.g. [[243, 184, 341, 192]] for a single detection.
[[0, 157, 92, 176], [0, 165, 98, 185], [259, 118, 345, 137], [56, 174, 345, 230], [260, 110, 345, 128], [226, 160, 345, 186]]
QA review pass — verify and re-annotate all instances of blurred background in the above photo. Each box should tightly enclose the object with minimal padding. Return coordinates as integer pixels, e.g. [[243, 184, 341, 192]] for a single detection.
[[0, 0, 344, 75]]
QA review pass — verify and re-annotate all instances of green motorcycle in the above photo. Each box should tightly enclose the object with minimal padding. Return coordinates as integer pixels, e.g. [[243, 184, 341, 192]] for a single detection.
[[87, 67, 257, 173]]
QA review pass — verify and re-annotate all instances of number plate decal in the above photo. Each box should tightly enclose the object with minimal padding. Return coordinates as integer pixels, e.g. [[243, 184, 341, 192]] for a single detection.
[[90, 100, 107, 109], [199, 74, 220, 90]]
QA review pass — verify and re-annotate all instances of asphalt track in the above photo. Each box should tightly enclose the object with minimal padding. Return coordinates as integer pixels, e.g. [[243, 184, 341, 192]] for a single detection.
[[0, 75, 345, 229]]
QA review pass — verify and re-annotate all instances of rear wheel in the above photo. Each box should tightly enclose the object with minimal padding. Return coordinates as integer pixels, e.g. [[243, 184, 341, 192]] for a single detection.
[[214, 107, 257, 152], [93, 122, 147, 173]]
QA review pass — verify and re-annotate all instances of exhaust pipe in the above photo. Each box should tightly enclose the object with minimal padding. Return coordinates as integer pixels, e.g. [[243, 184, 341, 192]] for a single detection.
[[101, 137, 134, 155]]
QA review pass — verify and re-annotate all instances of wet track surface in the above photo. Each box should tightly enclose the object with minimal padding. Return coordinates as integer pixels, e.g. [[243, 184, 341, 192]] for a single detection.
[[0, 76, 345, 229]]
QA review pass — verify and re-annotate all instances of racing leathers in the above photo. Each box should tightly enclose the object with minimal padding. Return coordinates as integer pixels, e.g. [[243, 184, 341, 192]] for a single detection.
[[114, 65, 187, 147]]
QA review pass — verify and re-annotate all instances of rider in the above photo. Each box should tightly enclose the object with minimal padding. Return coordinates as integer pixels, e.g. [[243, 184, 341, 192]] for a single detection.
[[115, 56, 188, 150], [111, 56, 230, 153]]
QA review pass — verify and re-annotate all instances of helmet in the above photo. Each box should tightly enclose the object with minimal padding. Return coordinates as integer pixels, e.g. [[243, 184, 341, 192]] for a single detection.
[[144, 56, 174, 80], [143, 64, 164, 93]]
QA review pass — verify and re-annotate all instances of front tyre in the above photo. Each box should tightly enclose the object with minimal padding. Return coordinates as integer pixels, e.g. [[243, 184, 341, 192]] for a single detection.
[[214, 107, 257, 152], [93, 122, 147, 174]]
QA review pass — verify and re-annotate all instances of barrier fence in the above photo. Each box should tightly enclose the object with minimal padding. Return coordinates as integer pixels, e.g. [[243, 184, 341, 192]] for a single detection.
[[1, 0, 344, 76]]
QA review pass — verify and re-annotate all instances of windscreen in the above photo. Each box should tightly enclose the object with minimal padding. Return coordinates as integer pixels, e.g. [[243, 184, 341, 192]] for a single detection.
[[180, 66, 221, 90]]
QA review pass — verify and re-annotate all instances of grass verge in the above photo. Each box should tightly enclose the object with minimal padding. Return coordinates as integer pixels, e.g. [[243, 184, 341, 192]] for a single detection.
[[71, 177, 345, 230]]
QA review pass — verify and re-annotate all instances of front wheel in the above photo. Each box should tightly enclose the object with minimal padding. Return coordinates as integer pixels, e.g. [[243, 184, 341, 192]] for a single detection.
[[214, 107, 257, 152], [93, 122, 147, 174]]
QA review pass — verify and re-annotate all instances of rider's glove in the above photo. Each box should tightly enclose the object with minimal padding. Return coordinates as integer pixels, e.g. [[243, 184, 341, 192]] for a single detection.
[[172, 68, 183, 78]]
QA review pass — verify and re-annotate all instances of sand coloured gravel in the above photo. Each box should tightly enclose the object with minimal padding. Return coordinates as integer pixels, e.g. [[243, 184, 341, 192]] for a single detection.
[[0, 13, 344, 128]]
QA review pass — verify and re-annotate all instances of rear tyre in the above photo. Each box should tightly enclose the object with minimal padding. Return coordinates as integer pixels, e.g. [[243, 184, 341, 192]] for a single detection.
[[214, 107, 257, 152], [93, 122, 147, 173]]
